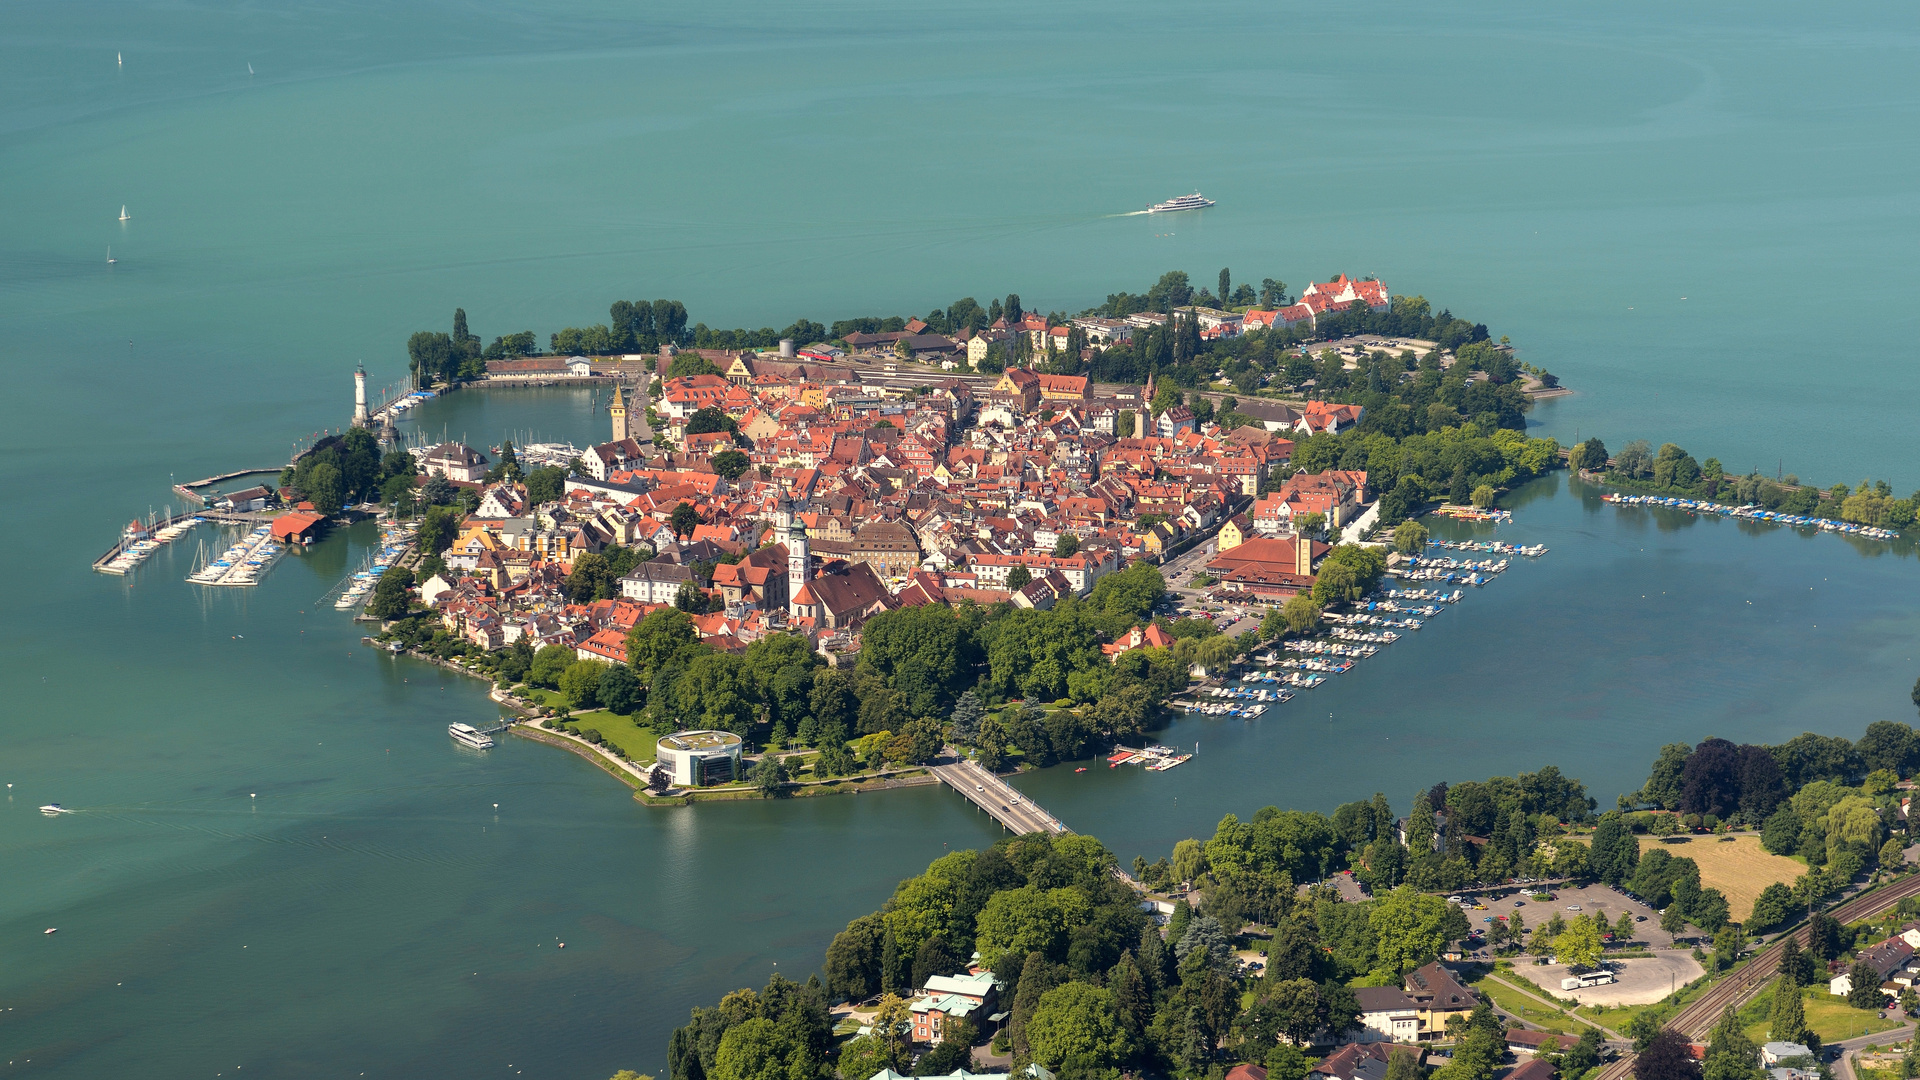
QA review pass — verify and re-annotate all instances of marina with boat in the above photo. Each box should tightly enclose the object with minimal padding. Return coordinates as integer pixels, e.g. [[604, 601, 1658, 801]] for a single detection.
[[1600, 491, 1902, 541], [94, 512, 208, 576], [1175, 526, 1546, 725], [1106, 744, 1194, 771], [321, 520, 419, 611], [186, 524, 286, 587]]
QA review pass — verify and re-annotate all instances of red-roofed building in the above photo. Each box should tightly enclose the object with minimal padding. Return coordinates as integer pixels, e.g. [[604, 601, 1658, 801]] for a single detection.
[[1101, 622, 1176, 661], [1207, 534, 1328, 600], [575, 628, 630, 663], [1301, 274, 1391, 313], [270, 511, 328, 544]]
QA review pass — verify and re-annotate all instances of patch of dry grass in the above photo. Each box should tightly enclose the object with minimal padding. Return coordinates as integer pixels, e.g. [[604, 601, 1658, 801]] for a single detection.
[[1640, 834, 1803, 921]]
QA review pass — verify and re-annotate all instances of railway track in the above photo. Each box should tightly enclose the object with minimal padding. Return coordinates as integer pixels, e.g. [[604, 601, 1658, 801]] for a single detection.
[[1593, 872, 1920, 1080]]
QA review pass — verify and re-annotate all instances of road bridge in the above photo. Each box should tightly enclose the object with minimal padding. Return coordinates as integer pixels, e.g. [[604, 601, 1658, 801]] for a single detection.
[[930, 754, 1067, 836]]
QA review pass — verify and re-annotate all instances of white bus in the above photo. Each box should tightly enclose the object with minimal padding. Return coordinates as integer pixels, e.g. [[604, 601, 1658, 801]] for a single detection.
[[1561, 970, 1616, 990]]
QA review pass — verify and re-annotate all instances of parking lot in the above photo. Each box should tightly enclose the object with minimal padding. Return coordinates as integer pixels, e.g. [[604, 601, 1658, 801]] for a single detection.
[[1456, 880, 1676, 959], [1533, 953, 1705, 1006]]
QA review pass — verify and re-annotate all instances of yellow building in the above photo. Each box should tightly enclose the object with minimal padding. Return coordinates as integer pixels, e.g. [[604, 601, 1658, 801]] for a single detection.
[[1217, 514, 1251, 553]]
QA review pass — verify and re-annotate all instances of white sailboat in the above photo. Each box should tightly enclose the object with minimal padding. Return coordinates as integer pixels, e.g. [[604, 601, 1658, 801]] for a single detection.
[[119, 205, 130, 221], [118, 51, 123, 67], [247, 63, 254, 75], [107, 246, 116, 264]]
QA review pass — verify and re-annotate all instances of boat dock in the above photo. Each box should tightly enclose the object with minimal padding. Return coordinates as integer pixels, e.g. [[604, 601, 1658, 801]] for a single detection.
[[187, 523, 285, 586], [929, 755, 1068, 835], [93, 510, 206, 574], [173, 468, 285, 507]]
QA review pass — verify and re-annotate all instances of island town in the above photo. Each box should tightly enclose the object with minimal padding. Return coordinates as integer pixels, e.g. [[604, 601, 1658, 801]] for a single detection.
[[93, 269, 1916, 809], [80, 268, 1920, 1080]]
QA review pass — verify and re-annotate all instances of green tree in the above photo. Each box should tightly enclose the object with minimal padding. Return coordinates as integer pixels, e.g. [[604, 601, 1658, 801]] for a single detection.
[[304, 461, 345, 515], [1391, 520, 1429, 555], [599, 663, 642, 714], [1368, 885, 1452, 979], [1282, 594, 1323, 634], [1005, 565, 1032, 592], [1703, 1005, 1761, 1080], [1768, 975, 1811, 1043], [1087, 563, 1165, 620], [1554, 916, 1604, 969], [526, 465, 567, 505], [415, 504, 462, 556], [1052, 534, 1080, 558], [1267, 1044, 1315, 1080], [528, 643, 575, 688], [1847, 959, 1883, 1009], [1261, 978, 1328, 1046], [834, 1035, 905, 1080], [858, 604, 979, 718], [752, 755, 788, 797], [824, 914, 885, 1001], [1636, 1029, 1702, 1080], [1748, 883, 1796, 933], [560, 659, 608, 709], [671, 501, 701, 539], [672, 651, 758, 734], [1025, 982, 1130, 1070], [627, 608, 702, 680], [364, 566, 415, 619], [949, 690, 984, 745], [1590, 811, 1641, 884], [1470, 484, 1495, 509], [973, 886, 1090, 960], [1311, 545, 1386, 605]]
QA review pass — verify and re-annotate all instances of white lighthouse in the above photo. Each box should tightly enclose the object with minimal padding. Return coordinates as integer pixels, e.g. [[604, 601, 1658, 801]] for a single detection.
[[353, 365, 369, 426]]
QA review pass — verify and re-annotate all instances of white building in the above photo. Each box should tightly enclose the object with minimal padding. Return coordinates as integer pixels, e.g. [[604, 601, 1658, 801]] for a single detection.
[[1352, 987, 1420, 1043], [655, 730, 744, 787], [415, 442, 490, 483]]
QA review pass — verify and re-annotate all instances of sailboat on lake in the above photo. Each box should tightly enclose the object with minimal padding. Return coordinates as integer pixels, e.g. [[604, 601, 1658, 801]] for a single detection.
[[119, 205, 130, 221], [107, 246, 116, 264]]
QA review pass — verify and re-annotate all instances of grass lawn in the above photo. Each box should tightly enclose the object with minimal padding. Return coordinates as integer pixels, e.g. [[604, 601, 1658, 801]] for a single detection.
[[518, 686, 567, 709], [1470, 969, 1601, 1036], [563, 711, 658, 762], [1737, 988, 1903, 1045], [1637, 835, 1803, 922]]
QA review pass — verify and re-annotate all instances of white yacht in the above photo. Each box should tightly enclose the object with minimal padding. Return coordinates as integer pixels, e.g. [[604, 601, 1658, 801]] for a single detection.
[[40, 803, 71, 815], [1147, 192, 1214, 213], [449, 723, 494, 749]]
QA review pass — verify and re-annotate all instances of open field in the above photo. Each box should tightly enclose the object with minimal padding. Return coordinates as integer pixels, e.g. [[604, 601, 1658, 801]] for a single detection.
[[1640, 835, 1803, 921], [1737, 986, 1904, 1045], [561, 711, 658, 762], [1469, 968, 1603, 1036]]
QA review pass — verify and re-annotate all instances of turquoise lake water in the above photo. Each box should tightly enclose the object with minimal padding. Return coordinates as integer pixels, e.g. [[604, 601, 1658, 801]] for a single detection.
[[4, 1, 1919, 1076]]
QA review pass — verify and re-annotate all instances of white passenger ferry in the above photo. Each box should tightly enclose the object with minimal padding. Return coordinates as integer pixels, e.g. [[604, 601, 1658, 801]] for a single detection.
[[449, 723, 495, 749], [1147, 192, 1214, 213]]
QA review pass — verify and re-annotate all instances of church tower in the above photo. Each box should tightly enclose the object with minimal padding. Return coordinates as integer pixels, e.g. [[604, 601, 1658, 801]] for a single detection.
[[609, 382, 628, 442], [787, 515, 810, 616]]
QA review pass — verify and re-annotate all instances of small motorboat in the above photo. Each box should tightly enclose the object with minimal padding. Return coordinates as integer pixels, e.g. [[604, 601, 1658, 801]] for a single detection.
[[1074, 767, 1087, 773], [40, 803, 71, 815], [44, 927, 57, 935]]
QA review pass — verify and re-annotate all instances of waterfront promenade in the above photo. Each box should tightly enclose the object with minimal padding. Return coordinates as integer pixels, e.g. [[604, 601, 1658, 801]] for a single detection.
[[930, 753, 1068, 835]]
